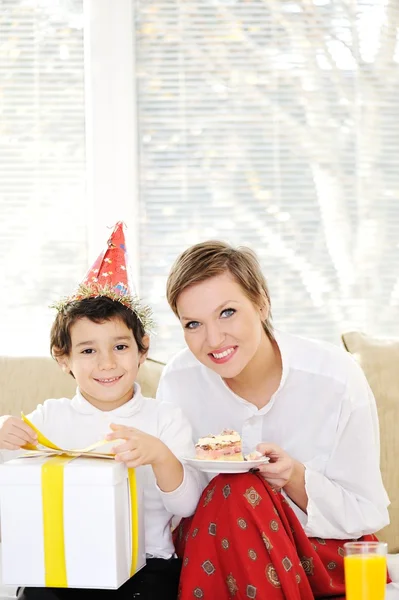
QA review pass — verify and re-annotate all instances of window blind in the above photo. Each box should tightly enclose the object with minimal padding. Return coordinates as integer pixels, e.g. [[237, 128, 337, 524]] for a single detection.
[[0, 0, 86, 355], [135, 0, 399, 361]]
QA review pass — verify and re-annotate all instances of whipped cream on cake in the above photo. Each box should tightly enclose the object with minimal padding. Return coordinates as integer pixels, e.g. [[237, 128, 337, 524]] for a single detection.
[[195, 429, 244, 461]]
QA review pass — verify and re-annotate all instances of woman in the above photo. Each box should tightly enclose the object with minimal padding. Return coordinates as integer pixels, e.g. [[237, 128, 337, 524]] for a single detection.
[[156, 240, 390, 600]]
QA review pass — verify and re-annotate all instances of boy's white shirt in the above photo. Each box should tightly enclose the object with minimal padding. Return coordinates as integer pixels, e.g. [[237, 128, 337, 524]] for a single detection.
[[0, 383, 206, 559]]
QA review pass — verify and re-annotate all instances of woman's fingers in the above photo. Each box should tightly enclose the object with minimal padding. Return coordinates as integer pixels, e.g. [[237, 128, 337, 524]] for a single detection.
[[258, 459, 290, 475], [256, 443, 284, 464]]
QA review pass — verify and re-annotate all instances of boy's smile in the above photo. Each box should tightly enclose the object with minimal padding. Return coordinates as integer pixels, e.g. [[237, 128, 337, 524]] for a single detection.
[[59, 316, 148, 411], [95, 375, 123, 385]]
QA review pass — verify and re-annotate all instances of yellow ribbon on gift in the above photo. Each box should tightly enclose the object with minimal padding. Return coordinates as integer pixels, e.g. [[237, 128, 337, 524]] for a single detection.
[[21, 414, 139, 587], [41, 455, 74, 587], [21, 414, 113, 455]]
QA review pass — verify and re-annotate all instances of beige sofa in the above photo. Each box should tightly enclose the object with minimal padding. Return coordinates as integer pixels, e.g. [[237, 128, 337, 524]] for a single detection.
[[342, 332, 399, 553], [0, 334, 397, 554], [0, 356, 164, 414]]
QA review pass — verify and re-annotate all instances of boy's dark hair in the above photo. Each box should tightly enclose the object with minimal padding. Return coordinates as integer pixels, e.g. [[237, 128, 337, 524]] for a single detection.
[[50, 296, 149, 359]]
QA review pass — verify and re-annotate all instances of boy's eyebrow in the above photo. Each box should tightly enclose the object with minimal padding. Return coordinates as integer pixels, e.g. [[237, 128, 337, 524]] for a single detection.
[[75, 340, 95, 348], [74, 336, 132, 348], [180, 300, 238, 321]]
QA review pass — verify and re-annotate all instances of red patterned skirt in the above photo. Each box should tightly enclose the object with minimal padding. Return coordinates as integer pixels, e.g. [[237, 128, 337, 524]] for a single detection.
[[174, 472, 387, 600]]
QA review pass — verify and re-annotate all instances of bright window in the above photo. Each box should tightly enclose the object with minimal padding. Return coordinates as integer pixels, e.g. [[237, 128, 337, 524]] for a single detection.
[[0, 0, 86, 355], [135, 0, 399, 360], [1, 0, 399, 361]]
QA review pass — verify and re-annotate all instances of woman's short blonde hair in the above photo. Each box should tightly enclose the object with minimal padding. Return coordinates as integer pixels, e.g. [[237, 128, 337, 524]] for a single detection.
[[166, 240, 273, 339]]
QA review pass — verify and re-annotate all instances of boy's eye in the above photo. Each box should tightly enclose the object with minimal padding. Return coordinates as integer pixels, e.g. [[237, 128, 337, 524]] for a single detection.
[[115, 344, 128, 350], [220, 308, 236, 318], [81, 348, 94, 354], [185, 321, 200, 330]]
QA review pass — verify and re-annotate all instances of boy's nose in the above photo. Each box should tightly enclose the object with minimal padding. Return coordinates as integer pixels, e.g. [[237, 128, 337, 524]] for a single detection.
[[98, 352, 117, 370]]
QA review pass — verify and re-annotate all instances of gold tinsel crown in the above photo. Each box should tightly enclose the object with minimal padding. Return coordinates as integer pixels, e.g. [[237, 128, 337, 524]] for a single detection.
[[51, 283, 155, 334]]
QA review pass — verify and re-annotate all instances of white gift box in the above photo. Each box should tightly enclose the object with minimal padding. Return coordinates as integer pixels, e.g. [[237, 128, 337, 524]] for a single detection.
[[0, 455, 146, 589]]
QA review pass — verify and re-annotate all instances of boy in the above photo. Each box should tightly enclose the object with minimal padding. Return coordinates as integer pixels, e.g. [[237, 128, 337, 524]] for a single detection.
[[0, 223, 204, 600]]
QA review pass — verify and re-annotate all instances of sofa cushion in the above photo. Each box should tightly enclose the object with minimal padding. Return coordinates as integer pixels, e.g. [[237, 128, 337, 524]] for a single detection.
[[342, 331, 399, 552], [0, 356, 164, 417]]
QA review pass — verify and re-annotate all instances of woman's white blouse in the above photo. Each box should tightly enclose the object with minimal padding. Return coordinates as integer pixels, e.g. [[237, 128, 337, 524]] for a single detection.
[[157, 330, 390, 540]]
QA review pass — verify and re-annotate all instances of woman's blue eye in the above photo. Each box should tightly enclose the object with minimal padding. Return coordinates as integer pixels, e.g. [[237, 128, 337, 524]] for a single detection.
[[185, 321, 200, 330], [220, 308, 236, 318]]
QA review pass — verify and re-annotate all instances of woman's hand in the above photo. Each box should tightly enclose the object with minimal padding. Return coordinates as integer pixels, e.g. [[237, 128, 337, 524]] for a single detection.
[[106, 423, 171, 468], [0, 416, 37, 450], [256, 443, 296, 489], [256, 443, 308, 512]]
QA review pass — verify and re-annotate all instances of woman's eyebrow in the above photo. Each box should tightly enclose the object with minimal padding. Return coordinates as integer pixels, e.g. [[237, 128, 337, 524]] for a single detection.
[[180, 300, 239, 321]]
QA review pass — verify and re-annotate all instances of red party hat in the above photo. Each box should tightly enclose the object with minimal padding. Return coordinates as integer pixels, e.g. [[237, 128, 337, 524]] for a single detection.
[[54, 222, 153, 332]]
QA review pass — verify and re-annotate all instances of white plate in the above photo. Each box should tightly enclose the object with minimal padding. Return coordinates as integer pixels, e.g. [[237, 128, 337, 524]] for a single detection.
[[183, 456, 269, 474]]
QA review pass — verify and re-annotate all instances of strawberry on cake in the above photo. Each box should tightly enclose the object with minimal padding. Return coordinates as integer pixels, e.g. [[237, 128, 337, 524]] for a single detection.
[[195, 429, 244, 461]]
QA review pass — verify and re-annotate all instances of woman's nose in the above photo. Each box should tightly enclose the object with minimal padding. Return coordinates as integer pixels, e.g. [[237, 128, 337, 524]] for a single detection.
[[205, 323, 225, 349]]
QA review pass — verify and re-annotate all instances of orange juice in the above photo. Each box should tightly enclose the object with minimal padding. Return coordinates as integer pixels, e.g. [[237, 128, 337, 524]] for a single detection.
[[344, 554, 386, 600]]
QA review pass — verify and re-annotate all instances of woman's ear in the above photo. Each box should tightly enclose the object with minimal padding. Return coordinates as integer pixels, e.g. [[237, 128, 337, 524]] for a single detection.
[[259, 295, 270, 320], [138, 335, 150, 365]]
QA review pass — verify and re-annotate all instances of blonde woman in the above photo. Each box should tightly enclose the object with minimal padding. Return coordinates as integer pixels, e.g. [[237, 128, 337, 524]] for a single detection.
[[157, 241, 390, 600]]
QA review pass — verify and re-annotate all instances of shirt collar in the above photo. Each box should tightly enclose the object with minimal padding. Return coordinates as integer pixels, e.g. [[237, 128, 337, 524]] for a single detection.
[[70, 382, 144, 417], [273, 329, 291, 394]]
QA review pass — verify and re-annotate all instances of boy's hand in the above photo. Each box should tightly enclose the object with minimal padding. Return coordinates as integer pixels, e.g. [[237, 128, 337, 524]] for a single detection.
[[0, 416, 38, 450], [106, 424, 171, 469]]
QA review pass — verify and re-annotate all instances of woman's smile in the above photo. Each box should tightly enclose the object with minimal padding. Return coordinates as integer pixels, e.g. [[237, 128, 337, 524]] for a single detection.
[[208, 345, 238, 364]]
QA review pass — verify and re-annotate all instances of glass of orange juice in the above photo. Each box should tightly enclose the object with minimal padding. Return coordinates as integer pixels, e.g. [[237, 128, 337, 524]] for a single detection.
[[344, 541, 387, 600]]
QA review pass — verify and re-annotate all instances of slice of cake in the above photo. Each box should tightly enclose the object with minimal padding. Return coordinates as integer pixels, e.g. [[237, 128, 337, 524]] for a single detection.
[[195, 429, 244, 461]]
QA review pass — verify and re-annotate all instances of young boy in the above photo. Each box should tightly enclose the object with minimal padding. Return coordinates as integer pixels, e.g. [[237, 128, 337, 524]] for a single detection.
[[0, 223, 204, 600]]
